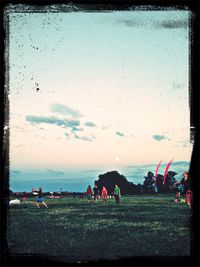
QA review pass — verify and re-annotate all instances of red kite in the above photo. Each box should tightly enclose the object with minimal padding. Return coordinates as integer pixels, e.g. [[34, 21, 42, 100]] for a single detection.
[[163, 159, 174, 185]]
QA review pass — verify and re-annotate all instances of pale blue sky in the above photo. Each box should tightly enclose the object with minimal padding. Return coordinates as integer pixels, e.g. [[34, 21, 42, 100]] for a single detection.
[[7, 8, 192, 173]]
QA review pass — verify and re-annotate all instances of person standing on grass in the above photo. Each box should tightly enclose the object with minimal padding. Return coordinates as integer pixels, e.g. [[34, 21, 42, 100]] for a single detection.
[[114, 185, 121, 204], [181, 171, 192, 208], [21, 192, 27, 208], [101, 186, 108, 204], [35, 187, 48, 208], [86, 185, 93, 203], [93, 184, 99, 203]]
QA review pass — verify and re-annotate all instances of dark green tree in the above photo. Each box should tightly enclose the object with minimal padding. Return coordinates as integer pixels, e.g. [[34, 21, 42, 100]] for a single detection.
[[156, 174, 164, 193], [143, 171, 156, 193], [156, 171, 177, 193], [95, 171, 139, 195]]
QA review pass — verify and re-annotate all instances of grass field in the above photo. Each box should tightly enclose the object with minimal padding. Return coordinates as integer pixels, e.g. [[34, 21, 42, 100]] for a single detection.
[[8, 195, 192, 263]]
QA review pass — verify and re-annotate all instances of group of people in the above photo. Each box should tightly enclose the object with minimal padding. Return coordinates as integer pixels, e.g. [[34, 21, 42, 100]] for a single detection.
[[11, 187, 49, 209], [172, 171, 192, 208], [19, 171, 192, 209], [86, 184, 121, 204]]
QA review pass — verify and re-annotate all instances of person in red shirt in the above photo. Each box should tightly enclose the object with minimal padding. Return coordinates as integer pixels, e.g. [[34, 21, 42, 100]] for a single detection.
[[86, 185, 93, 203], [101, 186, 108, 204], [93, 185, 99, 203]]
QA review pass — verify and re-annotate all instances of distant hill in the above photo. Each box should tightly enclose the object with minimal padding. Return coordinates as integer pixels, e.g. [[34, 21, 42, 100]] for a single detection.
[[10, 161, 190, 192]]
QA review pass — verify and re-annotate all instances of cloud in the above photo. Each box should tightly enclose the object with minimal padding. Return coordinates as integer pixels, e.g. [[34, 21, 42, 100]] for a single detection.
[[116, 131, 125, 137], [50, 103, 82, 118], [152, 135, 168, 141], [119, 19, 142, 28], [78, 169, 102, 174], [102, 125, 111, 130], [64, 132, 70, 139], [71, 127, 84, 132], [171, 161, 189, 166], [84, 122, 96, 127], [46, 169, 65, 176], [177, 140, 190, 148], [157, 19, 188, 29], [74, 134, 93, 142], [26, 115, 80, 129], [118, 17, 188, 30]]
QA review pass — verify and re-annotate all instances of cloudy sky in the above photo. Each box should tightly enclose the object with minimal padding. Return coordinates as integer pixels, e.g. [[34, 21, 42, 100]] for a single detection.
[[7, 7, 193, 175]]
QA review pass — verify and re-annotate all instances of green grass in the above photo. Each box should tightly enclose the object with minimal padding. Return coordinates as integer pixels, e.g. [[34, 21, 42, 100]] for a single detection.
[[8, 195, 192, 262]]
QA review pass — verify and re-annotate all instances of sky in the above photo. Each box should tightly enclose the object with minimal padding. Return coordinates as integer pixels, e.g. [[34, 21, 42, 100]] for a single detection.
[[5, 6, 193, 190]]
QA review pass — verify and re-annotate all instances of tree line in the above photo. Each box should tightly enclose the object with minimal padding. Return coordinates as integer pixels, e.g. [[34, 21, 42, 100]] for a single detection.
[[95, 170, 178, 195]]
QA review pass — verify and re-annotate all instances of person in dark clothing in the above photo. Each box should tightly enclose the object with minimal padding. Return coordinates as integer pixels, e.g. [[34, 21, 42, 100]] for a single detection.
[[180, 172, 191, 191], [35, 187, 48, 208], [181, 172, 192, 208], [175, 171, 192, 208], [114, 185, 121, 204], [93, 185, 99, 203]]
